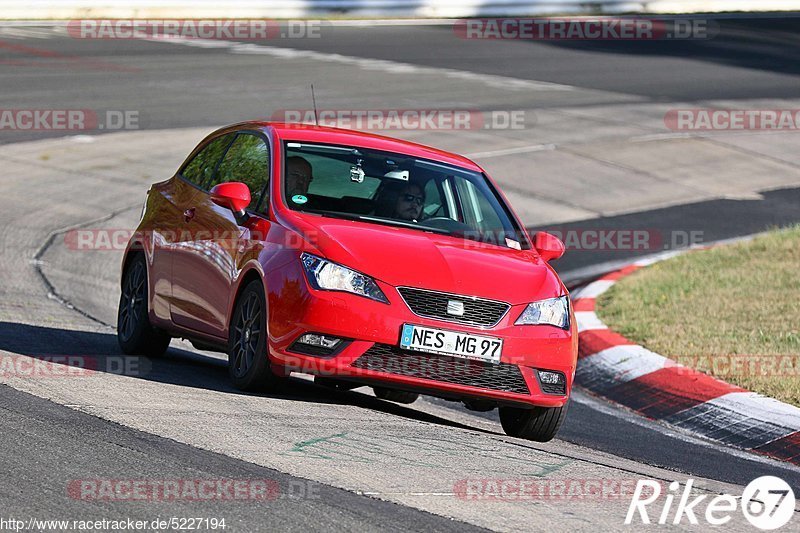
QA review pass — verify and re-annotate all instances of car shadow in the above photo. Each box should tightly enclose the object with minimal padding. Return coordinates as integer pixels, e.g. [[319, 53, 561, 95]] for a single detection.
[[0, 321, 497, 435]]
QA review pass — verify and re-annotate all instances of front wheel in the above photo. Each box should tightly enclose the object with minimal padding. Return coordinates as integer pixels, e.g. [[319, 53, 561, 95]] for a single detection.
[[499, 403, 569, 442], [228, 280, 282, 392], [117, 253, 170, 357]]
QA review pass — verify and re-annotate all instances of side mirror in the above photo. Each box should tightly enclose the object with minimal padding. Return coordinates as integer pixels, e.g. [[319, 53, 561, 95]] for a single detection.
[[534, 231, 565, 262], [210, 182, 251, 214]]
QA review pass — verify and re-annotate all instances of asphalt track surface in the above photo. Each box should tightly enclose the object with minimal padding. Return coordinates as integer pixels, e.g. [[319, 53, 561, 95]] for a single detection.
[[0, 383, 484, 533], [1, 16, 799, 531]]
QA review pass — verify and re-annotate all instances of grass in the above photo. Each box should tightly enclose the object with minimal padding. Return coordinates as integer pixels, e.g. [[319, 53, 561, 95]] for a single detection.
[[596, 225, 800, 407]]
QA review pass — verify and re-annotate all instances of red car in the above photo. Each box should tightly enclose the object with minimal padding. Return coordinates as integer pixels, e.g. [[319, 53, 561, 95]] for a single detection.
[[117, 121, 577, 441]]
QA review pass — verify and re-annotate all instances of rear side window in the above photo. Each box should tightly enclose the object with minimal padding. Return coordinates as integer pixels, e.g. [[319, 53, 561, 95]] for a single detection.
[[209, 133, 270, 212], [181, 133, 234, 187]]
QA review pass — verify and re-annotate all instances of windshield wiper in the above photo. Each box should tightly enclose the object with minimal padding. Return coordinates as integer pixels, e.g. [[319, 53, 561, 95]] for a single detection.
[[300, 210, 363, 222], [303, 210, 450, 235], [356, 215, 450, 234]]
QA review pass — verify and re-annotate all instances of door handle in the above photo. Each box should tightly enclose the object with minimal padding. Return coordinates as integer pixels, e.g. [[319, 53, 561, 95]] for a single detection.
[[183, 207, 196, 223]]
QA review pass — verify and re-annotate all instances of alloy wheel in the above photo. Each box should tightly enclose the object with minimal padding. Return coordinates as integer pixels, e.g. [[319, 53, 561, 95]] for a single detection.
[[231, 292, 262, 378], [118, 260, 146, 343]]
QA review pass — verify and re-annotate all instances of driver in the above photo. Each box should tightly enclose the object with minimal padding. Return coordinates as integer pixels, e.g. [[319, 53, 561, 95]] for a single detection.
[[374, 178, 426, 223], [392, 182, 425, 222]]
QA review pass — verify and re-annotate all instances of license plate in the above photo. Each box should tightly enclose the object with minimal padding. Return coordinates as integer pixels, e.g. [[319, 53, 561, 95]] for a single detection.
[[399, 324, 502, 364]]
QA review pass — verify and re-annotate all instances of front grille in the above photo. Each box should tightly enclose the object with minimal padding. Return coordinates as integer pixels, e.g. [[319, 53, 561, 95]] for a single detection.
[[397, 287, 510, 328], [351, 343, 530, 395]]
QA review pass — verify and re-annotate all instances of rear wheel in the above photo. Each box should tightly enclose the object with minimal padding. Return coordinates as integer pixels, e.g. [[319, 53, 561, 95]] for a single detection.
[[499, 403, 569, 442], [228, 280, 282, 392], [373, 386, 419, 404], [117, 253, 170, 357]]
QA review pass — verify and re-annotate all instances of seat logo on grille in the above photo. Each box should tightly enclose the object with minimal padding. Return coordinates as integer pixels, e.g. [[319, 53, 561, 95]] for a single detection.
[[446, 300, 465, 316]]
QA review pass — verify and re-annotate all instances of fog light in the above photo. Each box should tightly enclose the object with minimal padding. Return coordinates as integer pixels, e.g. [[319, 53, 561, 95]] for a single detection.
[[296, 333, 342, 349], [538, 370, 565, 385]]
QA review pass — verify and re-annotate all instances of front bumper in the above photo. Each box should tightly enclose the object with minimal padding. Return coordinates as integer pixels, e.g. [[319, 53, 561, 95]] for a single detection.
[[265, 268, 577, 408]]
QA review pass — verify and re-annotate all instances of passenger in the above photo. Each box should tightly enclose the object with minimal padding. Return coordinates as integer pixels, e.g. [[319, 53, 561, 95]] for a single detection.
[[286, 156, 314, 197]]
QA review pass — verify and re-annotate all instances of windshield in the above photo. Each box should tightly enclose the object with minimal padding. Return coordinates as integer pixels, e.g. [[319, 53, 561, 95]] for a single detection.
[[282, 142, 527, 249]]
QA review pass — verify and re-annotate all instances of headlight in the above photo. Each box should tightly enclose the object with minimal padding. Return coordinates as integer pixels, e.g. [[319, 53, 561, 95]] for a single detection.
[[515, 295, 570, 329], [301, 253, 389, 304]]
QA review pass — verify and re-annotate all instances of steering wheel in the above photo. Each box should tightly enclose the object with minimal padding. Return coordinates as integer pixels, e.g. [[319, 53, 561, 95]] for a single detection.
[[419, 217, 473, 235]]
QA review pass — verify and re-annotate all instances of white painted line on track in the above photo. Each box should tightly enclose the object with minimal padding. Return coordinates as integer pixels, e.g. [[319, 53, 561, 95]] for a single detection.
[[358, 491, 457, 496], [322, 19, 459, 26], [144, 36, 577, 92], [575, 279, 615, 299], [466, 143, 557, 159], [704, 392, 800, 430], [5, 14, 800, 27], [575, 311, 607, 332], [579, 345, 670, 387], [632, 250, 684, 267]]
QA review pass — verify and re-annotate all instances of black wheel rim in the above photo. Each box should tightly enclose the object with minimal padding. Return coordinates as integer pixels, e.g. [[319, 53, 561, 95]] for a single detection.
[[119, 261, 146, 342], [232, 293, 262, 378]]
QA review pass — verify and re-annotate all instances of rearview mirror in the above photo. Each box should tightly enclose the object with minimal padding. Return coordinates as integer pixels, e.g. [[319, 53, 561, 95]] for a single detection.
[[534, 231, 565, 262], [210, 182, 251, 214]]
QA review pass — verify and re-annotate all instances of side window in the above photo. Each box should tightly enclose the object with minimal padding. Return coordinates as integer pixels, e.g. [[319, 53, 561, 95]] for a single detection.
[[180, 134, 235, 187], [209, 133, 270, 212], [454, 178, 504, 232], [423, 179, 447, 218], [440, 177, 460, 221]]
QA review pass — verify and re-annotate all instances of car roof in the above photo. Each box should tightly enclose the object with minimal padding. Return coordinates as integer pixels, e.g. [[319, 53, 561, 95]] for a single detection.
[[222, 121, 484, 172]]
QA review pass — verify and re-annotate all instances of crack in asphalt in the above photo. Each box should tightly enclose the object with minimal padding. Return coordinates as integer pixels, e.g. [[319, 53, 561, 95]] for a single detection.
[[31, 203, 140, 329]]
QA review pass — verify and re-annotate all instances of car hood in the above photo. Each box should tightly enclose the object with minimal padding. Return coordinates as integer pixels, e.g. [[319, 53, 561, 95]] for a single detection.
[[292, 214, 563, 305]]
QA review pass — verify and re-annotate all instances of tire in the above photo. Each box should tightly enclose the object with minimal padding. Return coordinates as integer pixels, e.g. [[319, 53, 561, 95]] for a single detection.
[[117, 253, 171, 357], [228, 280, 282, 392], [373, 386, 419, 404], [499, 403, 569, 442]]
